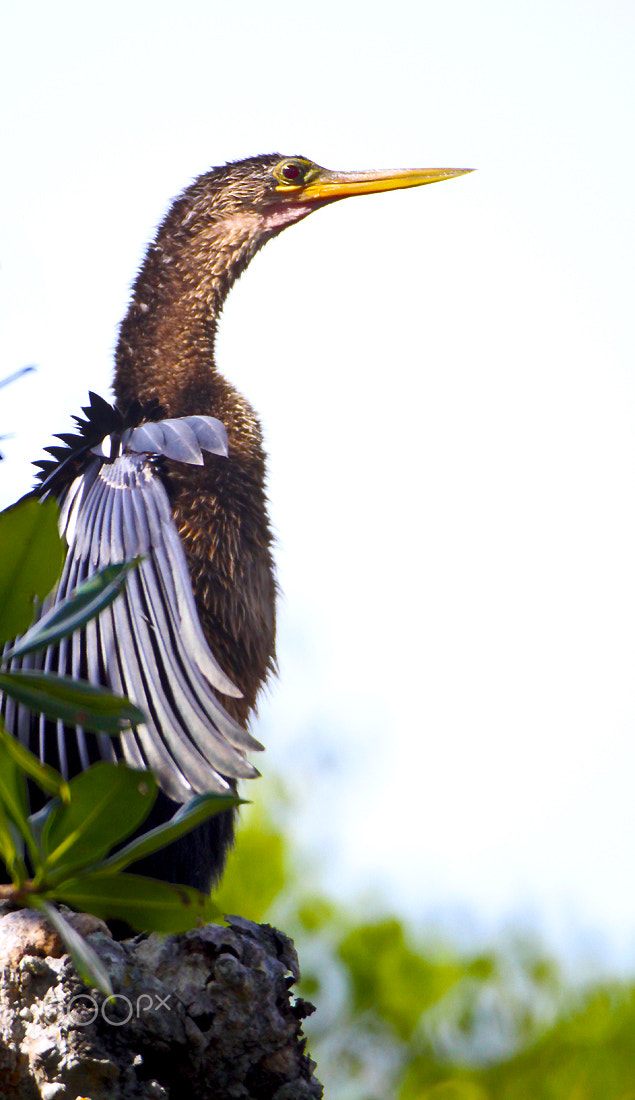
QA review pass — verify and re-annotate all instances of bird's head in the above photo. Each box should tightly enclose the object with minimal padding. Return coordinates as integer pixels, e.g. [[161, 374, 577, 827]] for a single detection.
[[116, 152, 472, 411], [189, 152, 473, 237]]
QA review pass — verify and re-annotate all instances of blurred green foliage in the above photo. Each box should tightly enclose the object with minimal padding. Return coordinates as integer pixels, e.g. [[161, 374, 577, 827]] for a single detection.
[[217, 797, 635, 1100]]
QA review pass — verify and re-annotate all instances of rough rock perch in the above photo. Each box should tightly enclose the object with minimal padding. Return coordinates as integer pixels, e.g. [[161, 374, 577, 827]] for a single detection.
[[0, 907, 323, 1099]]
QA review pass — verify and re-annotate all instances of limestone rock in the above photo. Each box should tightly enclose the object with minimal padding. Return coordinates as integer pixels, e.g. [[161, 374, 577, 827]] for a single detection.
[[0, 906, 322, 1100]]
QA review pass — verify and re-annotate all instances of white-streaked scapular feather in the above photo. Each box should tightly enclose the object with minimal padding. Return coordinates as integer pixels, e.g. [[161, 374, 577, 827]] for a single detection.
[[91, 415, 229, 466], [19, 415, 263, 803]]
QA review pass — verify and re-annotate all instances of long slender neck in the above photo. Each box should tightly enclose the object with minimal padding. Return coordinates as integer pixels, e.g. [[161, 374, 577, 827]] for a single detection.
[[113, 198, 271, 419]]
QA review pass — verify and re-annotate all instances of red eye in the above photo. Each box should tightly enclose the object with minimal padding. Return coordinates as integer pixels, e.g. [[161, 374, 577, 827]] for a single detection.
[[281, 163, 301, 182]]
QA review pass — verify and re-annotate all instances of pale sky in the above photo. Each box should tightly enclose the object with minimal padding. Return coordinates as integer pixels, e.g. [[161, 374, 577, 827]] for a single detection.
[[2, 0, 635, 968]]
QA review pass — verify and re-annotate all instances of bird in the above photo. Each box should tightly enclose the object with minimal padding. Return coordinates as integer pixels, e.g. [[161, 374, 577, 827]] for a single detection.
[[2, 154, 472, 891]]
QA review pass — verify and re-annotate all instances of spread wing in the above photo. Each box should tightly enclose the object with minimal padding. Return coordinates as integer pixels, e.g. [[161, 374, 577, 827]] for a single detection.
[[3, 401, 263, 803]]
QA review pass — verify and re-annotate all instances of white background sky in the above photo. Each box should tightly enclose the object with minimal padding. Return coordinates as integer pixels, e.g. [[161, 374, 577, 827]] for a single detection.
[[2, 0, 635, 969]]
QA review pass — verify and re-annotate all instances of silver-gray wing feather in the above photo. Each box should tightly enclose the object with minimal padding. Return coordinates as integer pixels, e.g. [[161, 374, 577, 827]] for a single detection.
[[6, 416, 262, 803]]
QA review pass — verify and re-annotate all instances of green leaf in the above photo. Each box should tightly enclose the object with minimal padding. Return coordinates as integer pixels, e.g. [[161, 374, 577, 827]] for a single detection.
[[5, 559, 142, 660], [51, 871, 222, 933], [100, 791, 241, 874], [0, 670, 145, 733], [32, 898, 113, 995], [0, 797, 23, 882], [0, 719, 41, 867], [0, 497, 64, 643], [41, 762, 156, 871], [28, 801, 60, 851], [0, 721, 67, 798]]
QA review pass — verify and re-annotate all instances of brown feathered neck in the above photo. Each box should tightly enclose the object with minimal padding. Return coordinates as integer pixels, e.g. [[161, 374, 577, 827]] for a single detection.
[[113, 155, 311, 421]]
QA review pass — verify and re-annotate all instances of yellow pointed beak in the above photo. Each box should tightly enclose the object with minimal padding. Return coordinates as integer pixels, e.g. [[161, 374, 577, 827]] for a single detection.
[[279, 165, 474, 203]]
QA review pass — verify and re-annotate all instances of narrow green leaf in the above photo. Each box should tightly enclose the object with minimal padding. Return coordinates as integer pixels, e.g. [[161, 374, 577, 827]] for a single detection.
[[33, 850, 105, 892], [100, 791, 241, 874], [0, 719, 40, 866], [0, 671, 145, 733], [41, 763, 156, 869], [0, 722, 67, 797], [28, 800, 59, 851], [32, 898, 113, 995], [5, 559, 142, 660], [0, 797, 20, 879], [0, 497, 64, 643], [9, 821, 27, 864], [51, 871, 221, 933]]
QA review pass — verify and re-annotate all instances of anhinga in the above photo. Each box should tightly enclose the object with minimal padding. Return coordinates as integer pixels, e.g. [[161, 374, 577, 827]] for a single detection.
[[2, 155, 471, 891]]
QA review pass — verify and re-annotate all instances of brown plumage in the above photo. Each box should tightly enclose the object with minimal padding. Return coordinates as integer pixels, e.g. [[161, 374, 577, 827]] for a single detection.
[[3, 154, 472, 891], [113, 158, 295, 725]]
